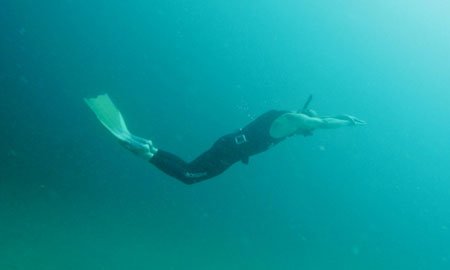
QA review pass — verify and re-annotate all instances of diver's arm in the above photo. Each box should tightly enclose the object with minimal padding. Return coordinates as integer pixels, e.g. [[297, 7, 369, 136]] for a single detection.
[[277, 113, 351, 131], [319, 114, 366, 128], [316, 116, 353, 129], [269, 111, 366, 139], [270, 113, 326, 138]]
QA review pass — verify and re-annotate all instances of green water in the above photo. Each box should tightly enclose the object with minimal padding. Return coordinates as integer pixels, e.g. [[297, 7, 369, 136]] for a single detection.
[[1, 0, 450, 269]]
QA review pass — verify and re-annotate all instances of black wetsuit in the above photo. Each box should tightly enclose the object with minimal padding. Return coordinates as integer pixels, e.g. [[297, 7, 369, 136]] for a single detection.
[[150, 110, 290, 184]]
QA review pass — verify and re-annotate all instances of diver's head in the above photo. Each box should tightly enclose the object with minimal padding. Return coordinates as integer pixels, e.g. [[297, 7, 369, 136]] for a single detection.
[[302, 108, 318, 117]]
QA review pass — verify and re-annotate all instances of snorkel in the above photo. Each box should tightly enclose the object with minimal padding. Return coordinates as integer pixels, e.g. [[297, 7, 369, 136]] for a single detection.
[[298, 94, 313, 115], [297, 94, 315, 136]]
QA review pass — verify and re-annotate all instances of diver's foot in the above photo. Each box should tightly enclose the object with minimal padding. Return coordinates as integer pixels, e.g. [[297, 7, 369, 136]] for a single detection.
[[119, 134, 158, 160]]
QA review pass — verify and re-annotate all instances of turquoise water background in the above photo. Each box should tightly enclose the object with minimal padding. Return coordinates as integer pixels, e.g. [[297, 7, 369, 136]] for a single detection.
[[1, 0, 450, 269]]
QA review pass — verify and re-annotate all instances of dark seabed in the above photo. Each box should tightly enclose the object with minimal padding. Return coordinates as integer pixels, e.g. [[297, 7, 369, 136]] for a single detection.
[[1, 0, 450, 269]]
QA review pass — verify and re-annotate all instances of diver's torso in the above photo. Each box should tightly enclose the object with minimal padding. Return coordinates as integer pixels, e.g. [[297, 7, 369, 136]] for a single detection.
[[226, 110, 291, 163]]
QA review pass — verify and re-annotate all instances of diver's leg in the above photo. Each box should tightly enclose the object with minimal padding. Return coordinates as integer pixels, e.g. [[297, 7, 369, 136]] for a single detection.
[[149, 150, 192, 183], [150, 149, 229, 184], [150, 135, 238, 184]]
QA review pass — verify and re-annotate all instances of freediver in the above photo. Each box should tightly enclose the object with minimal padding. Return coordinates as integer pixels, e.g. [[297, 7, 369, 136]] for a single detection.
[[85, 94, 365, 184]]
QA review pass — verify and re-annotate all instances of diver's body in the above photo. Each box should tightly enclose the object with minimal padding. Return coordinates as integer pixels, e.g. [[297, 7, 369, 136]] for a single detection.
[[85, 94, 365, 185], [150, 110, 289, 184], [138, 110, 364, 184]]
